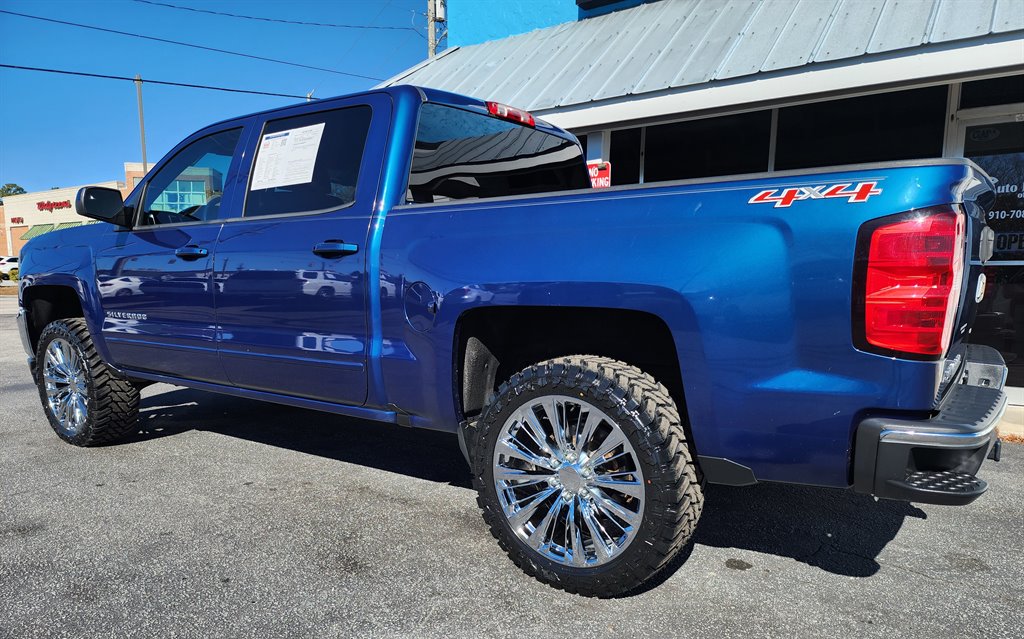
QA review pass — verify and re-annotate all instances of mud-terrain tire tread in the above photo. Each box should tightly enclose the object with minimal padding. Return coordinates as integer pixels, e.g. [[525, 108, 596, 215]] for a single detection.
[[35, 318, 140, 446], [471, 354, 704, 597]]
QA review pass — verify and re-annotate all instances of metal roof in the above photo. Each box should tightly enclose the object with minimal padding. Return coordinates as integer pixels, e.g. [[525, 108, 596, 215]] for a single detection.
[[20, 224, 54, 240], [380, 0, 1024, 113]]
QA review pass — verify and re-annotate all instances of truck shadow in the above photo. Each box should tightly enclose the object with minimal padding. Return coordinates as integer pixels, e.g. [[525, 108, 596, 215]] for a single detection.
[[134, 386, 925, 581]]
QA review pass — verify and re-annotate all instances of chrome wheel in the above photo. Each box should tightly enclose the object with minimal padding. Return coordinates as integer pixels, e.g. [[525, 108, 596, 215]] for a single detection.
[[43, 337, 89, 436], [492, 395, 644, 567]]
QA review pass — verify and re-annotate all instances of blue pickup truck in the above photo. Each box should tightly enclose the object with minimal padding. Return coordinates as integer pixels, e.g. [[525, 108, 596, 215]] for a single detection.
[[16, 85, 1007, 596]]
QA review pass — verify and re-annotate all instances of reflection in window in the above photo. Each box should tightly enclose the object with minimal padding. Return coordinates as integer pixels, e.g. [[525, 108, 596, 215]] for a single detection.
[[140, 128, 241, 226], [407, 103, 589, 203]]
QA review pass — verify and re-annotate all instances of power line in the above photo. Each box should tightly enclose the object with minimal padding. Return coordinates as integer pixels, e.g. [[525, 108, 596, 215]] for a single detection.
[[0, 64, 314, 100], [131, 0, 420, 32], [0, 9, 383, 81]]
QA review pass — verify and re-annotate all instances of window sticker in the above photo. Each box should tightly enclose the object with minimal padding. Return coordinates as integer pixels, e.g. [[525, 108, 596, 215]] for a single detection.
[[250, 122, 326, 191]]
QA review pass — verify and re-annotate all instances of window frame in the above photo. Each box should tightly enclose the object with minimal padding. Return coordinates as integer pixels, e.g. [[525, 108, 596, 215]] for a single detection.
[[235, 97, 385, 222], [134, 120, 252, 230]]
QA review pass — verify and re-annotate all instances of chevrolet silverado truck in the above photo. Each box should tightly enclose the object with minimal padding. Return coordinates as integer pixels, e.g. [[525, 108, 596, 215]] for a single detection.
[[16, 85, 1007, 597]]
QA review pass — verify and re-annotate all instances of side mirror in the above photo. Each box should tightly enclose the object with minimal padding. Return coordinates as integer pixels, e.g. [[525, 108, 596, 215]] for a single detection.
[[75, 186, 130, 227]]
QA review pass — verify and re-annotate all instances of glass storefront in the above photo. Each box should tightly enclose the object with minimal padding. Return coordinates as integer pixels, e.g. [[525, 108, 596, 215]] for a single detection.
[[963, 117, 1024, 387]]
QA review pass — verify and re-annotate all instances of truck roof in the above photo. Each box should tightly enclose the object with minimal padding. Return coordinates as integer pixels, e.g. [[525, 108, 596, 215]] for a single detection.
[[201, 84, 574, 142]]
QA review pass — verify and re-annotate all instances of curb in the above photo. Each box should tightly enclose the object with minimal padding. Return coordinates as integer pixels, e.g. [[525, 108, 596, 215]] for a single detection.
[[998, 405, 1024, 440]]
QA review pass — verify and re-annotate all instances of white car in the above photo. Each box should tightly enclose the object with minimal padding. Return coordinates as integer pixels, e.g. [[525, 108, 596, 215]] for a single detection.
[[300, 270, 352, 298], [0, 256, 17, 280], [98, 276, 144, 298]]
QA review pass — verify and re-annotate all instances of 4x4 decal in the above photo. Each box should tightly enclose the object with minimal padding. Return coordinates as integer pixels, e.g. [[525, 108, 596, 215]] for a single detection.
[[749, 181, 882, 208]]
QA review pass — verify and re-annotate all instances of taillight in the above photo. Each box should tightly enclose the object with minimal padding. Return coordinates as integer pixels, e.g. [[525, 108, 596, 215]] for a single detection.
[[854, 205, 965, 358], [486, 101, 535, 127]]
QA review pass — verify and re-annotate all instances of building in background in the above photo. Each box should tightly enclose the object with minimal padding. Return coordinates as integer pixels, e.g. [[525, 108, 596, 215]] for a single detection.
[[383, 0, 1024, 399], [2, 182, 120, 256], [2, 162, 151, 256]]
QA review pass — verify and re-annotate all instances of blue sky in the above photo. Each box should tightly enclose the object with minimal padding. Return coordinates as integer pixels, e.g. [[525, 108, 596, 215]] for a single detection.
[[0, 0, 432, 192]]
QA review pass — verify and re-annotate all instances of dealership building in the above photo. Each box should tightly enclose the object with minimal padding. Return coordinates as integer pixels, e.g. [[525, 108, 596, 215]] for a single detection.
[[384, 0, 1024, 405]]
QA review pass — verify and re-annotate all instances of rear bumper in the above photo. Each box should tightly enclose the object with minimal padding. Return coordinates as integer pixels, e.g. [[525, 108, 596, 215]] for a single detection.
[[853, 345, 1007, 505]]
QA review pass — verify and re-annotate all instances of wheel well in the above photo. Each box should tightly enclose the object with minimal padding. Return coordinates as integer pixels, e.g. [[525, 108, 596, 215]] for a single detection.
[[22, 285, 85, 352], [455, 306, 686, 424]]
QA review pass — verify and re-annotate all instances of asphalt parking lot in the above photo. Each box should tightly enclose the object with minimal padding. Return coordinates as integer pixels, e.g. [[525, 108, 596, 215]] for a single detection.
[[1, 313, 1022, 639]]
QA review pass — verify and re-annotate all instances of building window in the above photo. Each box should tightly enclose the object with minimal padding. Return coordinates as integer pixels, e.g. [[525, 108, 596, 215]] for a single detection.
[[960, 74, 1024, 110], [610, 127, 641, 186], [151, 178, 210, 213], [774, 85, 947, 171], [644, 111, 771, 183]]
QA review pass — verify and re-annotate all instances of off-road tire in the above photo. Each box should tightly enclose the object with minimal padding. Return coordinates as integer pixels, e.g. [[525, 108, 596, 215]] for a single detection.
[[35, 318, 140, 446], [472, 355, 704, 597]]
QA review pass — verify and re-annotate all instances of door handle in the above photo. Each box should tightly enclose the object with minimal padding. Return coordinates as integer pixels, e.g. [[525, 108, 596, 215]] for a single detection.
[[312, 241, 359, 258], [175, 245, 209, 260]]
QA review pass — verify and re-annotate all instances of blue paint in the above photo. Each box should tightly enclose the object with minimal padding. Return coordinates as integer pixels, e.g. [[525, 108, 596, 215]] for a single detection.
[[446, 0, 577, 47], [447, 0, 656, 47], [18, 84, 995, 490]]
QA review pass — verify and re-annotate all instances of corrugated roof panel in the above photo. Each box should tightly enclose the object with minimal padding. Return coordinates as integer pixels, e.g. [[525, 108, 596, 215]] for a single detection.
[[591, 0, 696, 100], [717, 0, 796, 79], [993, 0, 1024, 32], [532, 13, 634, 107], [443, 38, 523, 98], [493, 28, 589, 107], [382, 0, 1023, 114], [760, 0, 839, 72], [930, 0, 997, 43], [584, 1, 683, 102], [867, 0, 937, 53], [454, 30, 559, 104], [516, 15, 626, 108], [673, 0, 760, 86], [487, 29, 577, 106], [633, 1, 729, 94], [813, 0, 885, 62]]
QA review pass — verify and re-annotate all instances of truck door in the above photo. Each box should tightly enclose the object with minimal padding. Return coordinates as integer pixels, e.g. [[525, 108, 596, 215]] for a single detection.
[[96, 121, 250, 383], [213, 95, 389, 405]]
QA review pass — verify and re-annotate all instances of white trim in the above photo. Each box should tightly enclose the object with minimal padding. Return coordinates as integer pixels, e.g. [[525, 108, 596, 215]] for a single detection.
[[943, 82, 961, 158], [541, 39, 1024, 131], [638, 126, 646, 184], [767, 108, 779, 173]]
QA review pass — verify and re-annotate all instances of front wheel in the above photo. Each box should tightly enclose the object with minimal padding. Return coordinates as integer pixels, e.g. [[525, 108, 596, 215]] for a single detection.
[[472, 355, 704, 597], [35, 318, 140, 446]]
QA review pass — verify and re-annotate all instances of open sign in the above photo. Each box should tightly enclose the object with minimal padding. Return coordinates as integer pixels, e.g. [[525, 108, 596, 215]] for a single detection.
[[587, 161, 611, 188]]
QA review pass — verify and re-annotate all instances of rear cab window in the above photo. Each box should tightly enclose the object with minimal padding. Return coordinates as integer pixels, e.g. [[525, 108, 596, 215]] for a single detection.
[[406, 102, 589, 204]]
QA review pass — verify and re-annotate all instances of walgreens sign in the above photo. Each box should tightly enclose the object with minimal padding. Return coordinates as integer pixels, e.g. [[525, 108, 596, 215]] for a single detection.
[[36, 200, 72, 213]]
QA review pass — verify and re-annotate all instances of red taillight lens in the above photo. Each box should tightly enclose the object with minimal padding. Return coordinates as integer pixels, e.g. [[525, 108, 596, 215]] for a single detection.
[[486, 101, 535, 127], [861, 207, 965, 357]]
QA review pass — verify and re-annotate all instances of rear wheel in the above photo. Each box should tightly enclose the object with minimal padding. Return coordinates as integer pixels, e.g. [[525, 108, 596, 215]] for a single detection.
[[472, 355, 703, 597], [35, 318, 140, 446]]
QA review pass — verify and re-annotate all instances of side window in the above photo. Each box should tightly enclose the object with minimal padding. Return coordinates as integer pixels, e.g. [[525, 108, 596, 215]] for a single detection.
[[139, 128, 242, 226], [244, 106, 372, 217], [407, 103, 590, 203]]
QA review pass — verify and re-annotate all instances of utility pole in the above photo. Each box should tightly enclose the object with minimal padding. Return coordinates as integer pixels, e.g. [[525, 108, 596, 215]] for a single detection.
[[427, 0, 436, 58], [427, 0, 446, 58], [134, 74, 148, 174]]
